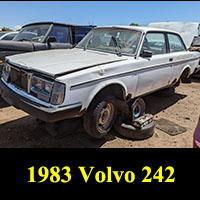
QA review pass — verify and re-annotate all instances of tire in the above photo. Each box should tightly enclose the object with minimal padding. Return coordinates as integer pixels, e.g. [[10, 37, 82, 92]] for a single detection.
[[181, 69, 192, 83], [83, 95, 118, 139], [114, 117, 155, 140], [181, 76, 192, 83]]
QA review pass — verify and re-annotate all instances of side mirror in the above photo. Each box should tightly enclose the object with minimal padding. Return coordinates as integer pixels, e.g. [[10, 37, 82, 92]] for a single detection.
[[47, 36, 57, 44], [140, 50, 152, 58]]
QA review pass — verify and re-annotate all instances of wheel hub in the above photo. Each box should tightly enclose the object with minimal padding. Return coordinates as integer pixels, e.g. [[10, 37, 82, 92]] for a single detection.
[[98, 103, 114, 130]]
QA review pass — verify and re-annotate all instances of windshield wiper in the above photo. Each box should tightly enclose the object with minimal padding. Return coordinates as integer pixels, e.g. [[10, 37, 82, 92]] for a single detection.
[[18, 38, 31, 42], [111, 36, 122, 57]]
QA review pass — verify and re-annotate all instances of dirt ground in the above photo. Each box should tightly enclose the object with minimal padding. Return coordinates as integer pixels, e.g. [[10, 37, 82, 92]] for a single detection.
[[0, 78, 200, 148]]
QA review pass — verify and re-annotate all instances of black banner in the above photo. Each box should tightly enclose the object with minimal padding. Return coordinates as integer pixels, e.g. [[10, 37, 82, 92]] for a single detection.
[[0, 148, 199, 191]]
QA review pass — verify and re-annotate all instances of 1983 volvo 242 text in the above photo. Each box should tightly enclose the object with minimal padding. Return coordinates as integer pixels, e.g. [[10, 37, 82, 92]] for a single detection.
[[0, 26, 200, 138]]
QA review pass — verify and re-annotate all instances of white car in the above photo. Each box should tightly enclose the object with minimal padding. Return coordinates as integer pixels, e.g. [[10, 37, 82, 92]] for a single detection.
[[0, 32, 18, 40], [0, 26, 200, 138]]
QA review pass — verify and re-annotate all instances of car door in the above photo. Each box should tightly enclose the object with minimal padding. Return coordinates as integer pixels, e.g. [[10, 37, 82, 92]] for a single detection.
[[135, 32, 173, 97], [166, 33, 189, 81]]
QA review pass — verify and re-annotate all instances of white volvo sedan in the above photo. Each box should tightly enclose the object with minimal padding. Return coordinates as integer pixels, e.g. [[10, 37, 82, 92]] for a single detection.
[[0, 26, 200, 138]]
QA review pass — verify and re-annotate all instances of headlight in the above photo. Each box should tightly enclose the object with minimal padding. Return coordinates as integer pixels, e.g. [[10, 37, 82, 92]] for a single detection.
[[31, 76, 54, 103], [31, 75, 65, 105]]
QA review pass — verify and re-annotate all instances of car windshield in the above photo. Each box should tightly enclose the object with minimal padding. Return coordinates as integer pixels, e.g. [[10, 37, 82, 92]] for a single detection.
[[13, 24, 51, 43], [76, 28, 142, 56]]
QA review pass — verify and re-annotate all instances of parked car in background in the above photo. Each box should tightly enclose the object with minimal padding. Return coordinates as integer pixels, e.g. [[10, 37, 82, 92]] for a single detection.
[[193, 116, 200, 148], [0, 26, 200, 139], [0, 32, 18, 41], [0, 22, 96, 73], [190, 36, 200, 50], [190, 37, 200, 75]]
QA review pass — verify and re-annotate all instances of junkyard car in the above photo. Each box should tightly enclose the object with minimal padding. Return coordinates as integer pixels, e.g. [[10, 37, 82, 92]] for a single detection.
[[0, 32, 18, 41], [189, 36, 200, 74], [0, 22, 95, 68], [0, 26, 200, 139], [193, 116, 200, 148]]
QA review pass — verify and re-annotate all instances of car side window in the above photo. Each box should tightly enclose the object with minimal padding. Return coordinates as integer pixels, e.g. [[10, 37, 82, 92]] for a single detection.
[[141, 33, 167, 55], [49, 25, 71, 43], [2, 34, 16, 40], [168, 33, 186, 53]]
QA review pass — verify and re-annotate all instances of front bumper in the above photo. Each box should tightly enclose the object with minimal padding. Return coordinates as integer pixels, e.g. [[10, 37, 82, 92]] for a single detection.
[[0, 79, 82, 122]]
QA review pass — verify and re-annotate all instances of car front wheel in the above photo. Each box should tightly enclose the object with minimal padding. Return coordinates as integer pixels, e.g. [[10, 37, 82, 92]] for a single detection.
[[83, 95, 117, 139]]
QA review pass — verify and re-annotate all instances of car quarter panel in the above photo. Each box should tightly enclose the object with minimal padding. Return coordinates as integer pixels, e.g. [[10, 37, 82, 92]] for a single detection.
[[170, 51, 200, 79]]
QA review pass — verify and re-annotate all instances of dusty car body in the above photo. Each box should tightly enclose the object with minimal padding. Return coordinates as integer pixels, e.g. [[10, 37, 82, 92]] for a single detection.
[[0, 26, 200, 138]]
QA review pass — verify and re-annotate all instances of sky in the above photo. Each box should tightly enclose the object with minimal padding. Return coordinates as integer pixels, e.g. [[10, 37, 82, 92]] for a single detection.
[[1, 1, 200, 30]]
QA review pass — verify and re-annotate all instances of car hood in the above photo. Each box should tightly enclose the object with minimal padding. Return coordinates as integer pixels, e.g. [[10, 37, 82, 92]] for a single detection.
[[6, 48, 127, 77]]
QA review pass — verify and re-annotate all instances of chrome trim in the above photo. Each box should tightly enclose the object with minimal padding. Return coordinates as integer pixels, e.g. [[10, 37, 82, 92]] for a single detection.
[[27, 73, 33, 94]]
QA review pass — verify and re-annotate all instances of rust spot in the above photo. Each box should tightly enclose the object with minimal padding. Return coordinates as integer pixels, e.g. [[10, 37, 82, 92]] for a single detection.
[[76, 108, 86, 117]]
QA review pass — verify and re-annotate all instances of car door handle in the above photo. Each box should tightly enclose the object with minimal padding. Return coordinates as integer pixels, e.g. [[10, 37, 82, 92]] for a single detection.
[[169, 58, 173, 62]]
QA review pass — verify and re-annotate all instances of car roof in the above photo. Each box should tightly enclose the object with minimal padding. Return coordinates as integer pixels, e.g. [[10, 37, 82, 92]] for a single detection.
[[0, 31, 18, 38], [23, 22, 96, 28], [0, 31, 9, 34], [94, 25, 181, 35], [3, 31, 18, 34]]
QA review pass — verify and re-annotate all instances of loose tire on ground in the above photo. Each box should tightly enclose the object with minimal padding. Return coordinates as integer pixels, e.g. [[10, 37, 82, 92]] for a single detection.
[[83, 95, 118, 139], [114, 117, 155, 140], [130, 98, 146, 120]]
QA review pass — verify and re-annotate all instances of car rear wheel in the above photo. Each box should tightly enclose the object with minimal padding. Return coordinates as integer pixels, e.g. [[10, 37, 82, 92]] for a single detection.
[[83, 95, 117, 139]]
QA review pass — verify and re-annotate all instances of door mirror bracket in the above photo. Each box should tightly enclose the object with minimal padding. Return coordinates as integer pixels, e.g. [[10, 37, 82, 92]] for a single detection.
[[140, 50, 152, 58]]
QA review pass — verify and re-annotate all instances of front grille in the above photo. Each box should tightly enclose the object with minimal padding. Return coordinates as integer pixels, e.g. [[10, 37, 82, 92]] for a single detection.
[[9, 67, 28, 91]]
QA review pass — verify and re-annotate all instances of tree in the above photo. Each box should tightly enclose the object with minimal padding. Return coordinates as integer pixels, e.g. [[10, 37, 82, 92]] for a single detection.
[[129, 23, 139, 27], [1, 27, 13, 32]]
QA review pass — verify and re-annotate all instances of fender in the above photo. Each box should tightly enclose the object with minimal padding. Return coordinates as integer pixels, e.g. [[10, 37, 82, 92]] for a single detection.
[[82, 80, 128, 110], [180, 64, 192, 78]]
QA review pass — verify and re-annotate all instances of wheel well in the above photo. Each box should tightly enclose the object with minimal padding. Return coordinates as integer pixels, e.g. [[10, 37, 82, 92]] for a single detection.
[[92, 84, 126, 102], [181, 68, 191, 79]]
